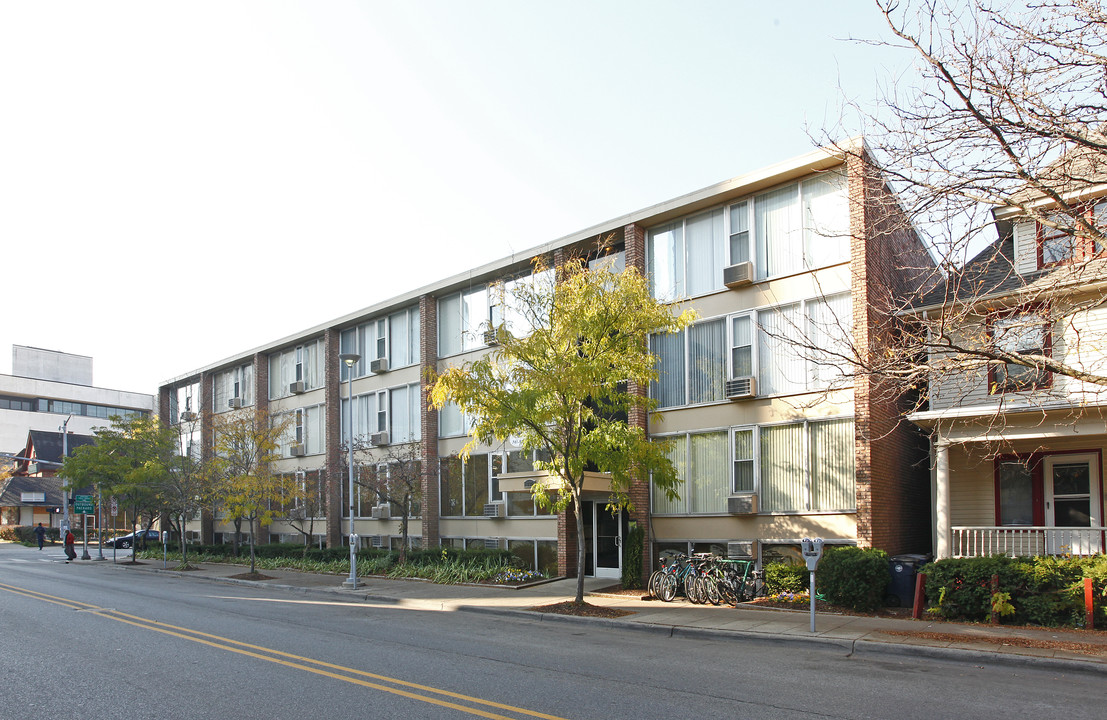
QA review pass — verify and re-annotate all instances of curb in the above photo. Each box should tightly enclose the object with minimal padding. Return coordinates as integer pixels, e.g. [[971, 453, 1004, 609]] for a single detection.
[[851, 638, 1107, 676], [111, 562, 1107, 673]]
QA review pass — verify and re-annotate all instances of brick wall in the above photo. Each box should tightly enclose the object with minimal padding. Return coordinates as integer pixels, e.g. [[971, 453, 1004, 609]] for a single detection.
[[253, 352, 272, 545], [624, 222, 652, 583], [324, 328, 344, 548], [849, 151, 933, 556], [419, 293, 440, 548], [199, 372, 215, 544]]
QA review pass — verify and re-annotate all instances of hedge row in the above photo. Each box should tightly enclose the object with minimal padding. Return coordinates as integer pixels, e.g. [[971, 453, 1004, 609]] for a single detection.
[[761, 547, 892, 612], [0, 525, 61, 543], [186, 541, 516, 569], [923, 554, 1107, 627]]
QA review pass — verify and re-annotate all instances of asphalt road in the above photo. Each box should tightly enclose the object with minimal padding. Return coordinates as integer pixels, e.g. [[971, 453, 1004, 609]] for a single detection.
[[1, 544, 1102, 720]]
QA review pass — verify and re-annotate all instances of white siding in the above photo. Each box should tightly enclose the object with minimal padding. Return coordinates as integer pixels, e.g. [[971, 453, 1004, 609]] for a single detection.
[[1013, 220, 1037, 275]]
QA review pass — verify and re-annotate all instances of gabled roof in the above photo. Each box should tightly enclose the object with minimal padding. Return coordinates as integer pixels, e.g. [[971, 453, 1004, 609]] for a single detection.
[[0, 474, 65, 507], [23, 430, 95, 465], [915, 233, 1034, 308]]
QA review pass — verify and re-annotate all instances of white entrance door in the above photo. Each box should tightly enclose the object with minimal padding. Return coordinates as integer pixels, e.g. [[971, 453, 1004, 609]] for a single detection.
[[583, 501, 622, 579], [1043, 454, 1103, 555]]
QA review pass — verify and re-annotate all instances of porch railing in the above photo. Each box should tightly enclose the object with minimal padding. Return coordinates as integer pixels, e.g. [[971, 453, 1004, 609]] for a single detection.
[[951, 526, 1107, 558]]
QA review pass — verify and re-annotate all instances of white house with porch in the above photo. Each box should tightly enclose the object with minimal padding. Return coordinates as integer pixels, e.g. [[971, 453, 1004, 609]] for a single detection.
[[911, 195, 1107, 559]]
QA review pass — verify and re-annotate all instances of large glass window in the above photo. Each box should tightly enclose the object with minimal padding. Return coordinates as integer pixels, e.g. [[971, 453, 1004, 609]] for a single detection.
[[439, 287, 488, 356], [650, 330, 686, 409], [651, 296, 851, 408], [215, 363, 254, 410], [270, 339, 323, 397], [647, 173, 850, 298], [340, 306, 421, 379], [990, 311, 1051, 393], [998, 460, 1034, 526], [653, 419, 855, 516], [651, 431, 728, 514], [688, 319, 727, 404]]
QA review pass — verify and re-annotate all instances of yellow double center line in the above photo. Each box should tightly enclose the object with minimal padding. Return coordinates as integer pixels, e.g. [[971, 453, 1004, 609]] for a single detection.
[[0, 581, 571, 720]]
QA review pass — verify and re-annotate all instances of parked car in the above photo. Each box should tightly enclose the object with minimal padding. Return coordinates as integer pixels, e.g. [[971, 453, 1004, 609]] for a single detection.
[[104, 530, 160, 549]]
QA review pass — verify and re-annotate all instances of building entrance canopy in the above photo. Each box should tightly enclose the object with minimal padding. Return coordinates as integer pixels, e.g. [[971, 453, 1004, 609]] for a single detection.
[[496, 470, 615, 495]]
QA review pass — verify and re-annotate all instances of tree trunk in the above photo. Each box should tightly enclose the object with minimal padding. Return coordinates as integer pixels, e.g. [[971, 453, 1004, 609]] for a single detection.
[[180, 514, 189, 566], [573, 490, 585, 604], [249, 516, 257, 574], [399, 494, 410, 565]]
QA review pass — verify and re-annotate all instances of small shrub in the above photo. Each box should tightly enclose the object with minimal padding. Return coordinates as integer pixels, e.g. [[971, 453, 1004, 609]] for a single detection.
[[763, 561, 807, 595], [816, 546, 889, 612], [621, 523, 644, 590]]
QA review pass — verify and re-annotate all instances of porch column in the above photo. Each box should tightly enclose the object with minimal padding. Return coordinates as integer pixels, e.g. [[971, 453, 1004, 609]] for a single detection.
[[934, 439, 951, 559]]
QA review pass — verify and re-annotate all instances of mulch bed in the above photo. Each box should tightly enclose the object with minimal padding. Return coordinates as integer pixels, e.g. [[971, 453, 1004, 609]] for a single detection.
[[530, 601, 635, 619], [227, 572, 277, 581]]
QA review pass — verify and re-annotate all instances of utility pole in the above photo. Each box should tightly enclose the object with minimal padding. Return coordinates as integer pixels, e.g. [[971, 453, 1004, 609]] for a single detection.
[[60, 416, 71, 535]]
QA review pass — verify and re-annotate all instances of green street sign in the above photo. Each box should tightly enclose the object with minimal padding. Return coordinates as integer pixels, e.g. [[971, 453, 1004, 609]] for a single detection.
[[74, 494, 94, 514]]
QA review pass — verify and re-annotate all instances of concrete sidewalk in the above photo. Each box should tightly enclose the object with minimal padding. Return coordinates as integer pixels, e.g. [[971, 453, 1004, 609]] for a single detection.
[[94, 557, 1107, 674]]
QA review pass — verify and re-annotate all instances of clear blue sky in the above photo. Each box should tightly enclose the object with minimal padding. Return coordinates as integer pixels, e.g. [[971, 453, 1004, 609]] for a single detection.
[[1, 1, 914, 393]]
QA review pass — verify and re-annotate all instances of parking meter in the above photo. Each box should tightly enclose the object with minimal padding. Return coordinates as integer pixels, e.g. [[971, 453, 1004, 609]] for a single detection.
[[800, 538, 824, 632], [801, 538, 824, 571]]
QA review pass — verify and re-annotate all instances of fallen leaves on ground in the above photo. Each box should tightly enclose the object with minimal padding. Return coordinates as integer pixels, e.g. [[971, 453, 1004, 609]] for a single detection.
[[882, 629, 1106, 655]]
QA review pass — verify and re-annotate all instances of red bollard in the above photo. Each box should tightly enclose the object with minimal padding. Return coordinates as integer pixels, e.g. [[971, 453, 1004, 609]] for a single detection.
[[912, 572, 927, 619], [1086, 577, 1095, 630]]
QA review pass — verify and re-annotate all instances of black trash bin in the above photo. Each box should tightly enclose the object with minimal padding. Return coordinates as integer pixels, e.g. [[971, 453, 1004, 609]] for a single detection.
[[885, 553, 929, 607]]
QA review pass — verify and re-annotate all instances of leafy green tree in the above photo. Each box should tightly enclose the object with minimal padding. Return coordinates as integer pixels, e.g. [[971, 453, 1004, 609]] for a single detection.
[[431, 260, 694, 603], [159, 413, 212, 567], [210, 409, 294, 574], [61, 414, 172, 560]]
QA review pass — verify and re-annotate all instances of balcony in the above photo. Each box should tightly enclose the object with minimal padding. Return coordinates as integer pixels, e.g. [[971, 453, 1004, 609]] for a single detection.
[[952, 526, 1106, 557]]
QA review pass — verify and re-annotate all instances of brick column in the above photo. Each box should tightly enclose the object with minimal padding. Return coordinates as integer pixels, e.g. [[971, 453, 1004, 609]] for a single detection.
[[324, 328, 344, 548], [200, 372, 215, 544], [419, 294, 440, 548], [624, 222, 653, 582], [557, 503, 579, 578], [253, 352, 272, 545], [158, 386, 171, 425]]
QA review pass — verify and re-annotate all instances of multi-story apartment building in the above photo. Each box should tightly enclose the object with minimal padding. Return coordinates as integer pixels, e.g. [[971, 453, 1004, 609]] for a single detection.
[[909, 187, 1107, 559], [160, 141, 935, 579]]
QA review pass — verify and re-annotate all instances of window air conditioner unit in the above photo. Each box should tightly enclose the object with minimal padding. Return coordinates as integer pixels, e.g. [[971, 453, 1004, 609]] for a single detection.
[[370, 535, 386, 549], [228, 397, 243, 409], [727, 541, 757, 560], [727, 493, 758, 515], [370, 432, 390, 447], [483, 329, 499, 346], [371, 504, 391, 519], [723, 261, 754, 288], [289, 381, 305, 394], [725, 376, 757, 400], [179, 411, 197, 422], [483, 501, 506, 518], [289, 444, 306, 457], [484, 537, 506, 551], [27, 463, 40, 474], [370, 358, 389, 374]]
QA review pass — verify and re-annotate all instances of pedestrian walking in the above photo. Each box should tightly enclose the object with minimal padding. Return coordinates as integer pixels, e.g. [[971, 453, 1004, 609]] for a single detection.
[[64, 529, 76, 562], [33, 522, 46, 550]]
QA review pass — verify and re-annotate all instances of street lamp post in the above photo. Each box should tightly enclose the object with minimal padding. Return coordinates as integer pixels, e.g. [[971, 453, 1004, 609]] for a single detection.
[[339, 352, 361, 589], [60, 416, 71, 536]]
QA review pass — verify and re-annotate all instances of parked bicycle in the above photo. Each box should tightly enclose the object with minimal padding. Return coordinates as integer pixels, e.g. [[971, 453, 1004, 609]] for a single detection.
[[649, 553, 766, 606]]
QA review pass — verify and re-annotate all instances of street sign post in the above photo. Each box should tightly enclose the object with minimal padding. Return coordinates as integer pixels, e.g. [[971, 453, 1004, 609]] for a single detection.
[[74, 495, 94, 514], [800, 538, 824, 632]]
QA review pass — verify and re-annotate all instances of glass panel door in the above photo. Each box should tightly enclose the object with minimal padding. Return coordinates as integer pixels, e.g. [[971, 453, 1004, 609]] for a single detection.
[[582, 500, 621, 579], [1044, 454, 1102, 554]]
